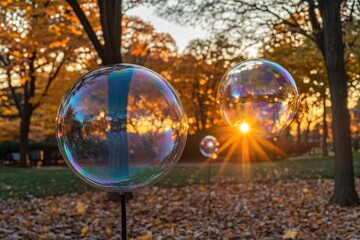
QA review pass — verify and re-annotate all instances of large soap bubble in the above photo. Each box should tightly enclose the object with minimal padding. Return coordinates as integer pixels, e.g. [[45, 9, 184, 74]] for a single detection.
[[56, 64, 188, 192], [217, 59, 299, 138], [199, 135, 219, 159]]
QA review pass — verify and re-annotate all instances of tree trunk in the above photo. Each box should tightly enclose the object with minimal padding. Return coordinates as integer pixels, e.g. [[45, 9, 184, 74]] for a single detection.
[[99, 0, 122, 64], [195, 114, 201, 133], [296, 121, 301, 155], [98, 0, 131, 202], [19, 108, 32, 167], [68, 0, 133, 202], [285, 127, 291, 141], [304, 121, 311, 143], [200, 109, 207, 131], [319, 0, 359, 206], [322, 99, 328, 157]]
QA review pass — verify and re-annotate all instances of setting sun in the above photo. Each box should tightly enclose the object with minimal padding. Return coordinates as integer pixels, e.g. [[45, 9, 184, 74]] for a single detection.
[[239, 122, 250, 133]]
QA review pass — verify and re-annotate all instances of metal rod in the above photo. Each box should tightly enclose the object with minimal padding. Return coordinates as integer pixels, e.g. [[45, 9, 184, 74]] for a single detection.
[[121, 193, 127, 240], [208, 159, 212, 215]]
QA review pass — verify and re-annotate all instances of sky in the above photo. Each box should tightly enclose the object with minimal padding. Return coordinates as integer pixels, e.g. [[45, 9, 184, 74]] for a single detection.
[[127, 6, 209, 53], [128, 6, 259, 56]]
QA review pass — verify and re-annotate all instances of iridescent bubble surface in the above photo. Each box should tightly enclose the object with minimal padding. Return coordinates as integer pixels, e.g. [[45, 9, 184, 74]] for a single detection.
[[199, 135, 219, 159], [56, 64, 188, 192], [217, 59, 299, 138]]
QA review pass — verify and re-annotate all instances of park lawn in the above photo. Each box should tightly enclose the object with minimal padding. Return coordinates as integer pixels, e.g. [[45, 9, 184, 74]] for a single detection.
[[0, 152, 359, 200]]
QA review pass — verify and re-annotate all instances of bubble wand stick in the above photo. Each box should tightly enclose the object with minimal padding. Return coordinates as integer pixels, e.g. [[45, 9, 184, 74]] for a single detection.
[[121, 193, 127, 239], [199, 136, 219, 216]]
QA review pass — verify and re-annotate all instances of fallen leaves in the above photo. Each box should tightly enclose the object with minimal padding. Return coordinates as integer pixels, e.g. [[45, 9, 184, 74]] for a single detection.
[[137, 232, 152, 240], [0, 179, 359, 239], [105, 225, 112, 236], [302, 187, 309, 194], [283, 229, 297, 239], [76, 201, 85, 214], [23, 221, 34, 228], [80, 226, 88, 237], [226, 232, 235, 238]]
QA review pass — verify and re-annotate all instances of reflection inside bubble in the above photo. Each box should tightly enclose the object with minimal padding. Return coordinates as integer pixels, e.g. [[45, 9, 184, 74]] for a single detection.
[[56, 64, 188, 192], [217, 59, 299, 138]]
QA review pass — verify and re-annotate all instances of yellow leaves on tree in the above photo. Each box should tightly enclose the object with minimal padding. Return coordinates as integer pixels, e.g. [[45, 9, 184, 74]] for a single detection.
[[122, 16, 177, 67], [0, 0, 95, 161], [49, 40, 68, 49]]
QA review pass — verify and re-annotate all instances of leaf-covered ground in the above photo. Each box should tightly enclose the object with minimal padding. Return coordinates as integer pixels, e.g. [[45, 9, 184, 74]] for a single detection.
[[1, 179, 360, 239]]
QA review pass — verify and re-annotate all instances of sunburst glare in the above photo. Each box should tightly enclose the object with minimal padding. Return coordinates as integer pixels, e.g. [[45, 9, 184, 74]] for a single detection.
[[196, 126, 288, 183], [239, 122, 250, 134]]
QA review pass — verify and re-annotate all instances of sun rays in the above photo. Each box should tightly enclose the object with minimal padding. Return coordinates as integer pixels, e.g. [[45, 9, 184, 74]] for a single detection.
[[198, 123, 288, 181]]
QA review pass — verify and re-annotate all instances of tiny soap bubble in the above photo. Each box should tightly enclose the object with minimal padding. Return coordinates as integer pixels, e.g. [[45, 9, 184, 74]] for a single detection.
[[199, 135, 219, 158]]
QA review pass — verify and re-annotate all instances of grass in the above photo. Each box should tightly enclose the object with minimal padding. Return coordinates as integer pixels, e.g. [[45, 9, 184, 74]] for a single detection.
[[0, 152, 359, 200]]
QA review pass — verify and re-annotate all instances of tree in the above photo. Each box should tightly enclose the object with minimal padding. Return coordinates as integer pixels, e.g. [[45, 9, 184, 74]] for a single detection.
[[156, 0, 360, 206], [66, 0, 146, 64], [66, 0, 131, 201], [0, 0, 84, 166], [66, 0, 165, 201], [0, 15, 177, 145], [169, 35, 244, 134], [122, 16, 177, 68], [319, 1, 359, 206], [351, 99, 360, 151], [262, 38, 329, 156]]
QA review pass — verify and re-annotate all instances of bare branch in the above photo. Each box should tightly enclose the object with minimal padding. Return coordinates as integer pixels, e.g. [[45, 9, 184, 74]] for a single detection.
[[6, 71, 22, 117], [34, 60, 50, 71], [33, 55, 66, 110], [67, 0, 105, 61], [0, 54, 10, 67]]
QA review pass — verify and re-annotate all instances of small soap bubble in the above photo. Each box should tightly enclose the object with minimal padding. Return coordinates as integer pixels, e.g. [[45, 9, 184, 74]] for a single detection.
[[217, 59, 299, 138], [199, 135, 219, 159], [56, 64, 188, 192]]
